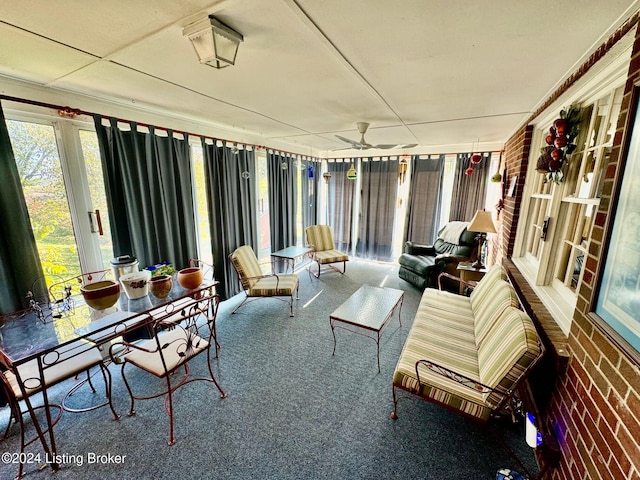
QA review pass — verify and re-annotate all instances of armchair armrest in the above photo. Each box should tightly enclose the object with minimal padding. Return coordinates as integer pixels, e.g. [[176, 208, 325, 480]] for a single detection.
[[415, 359, 502, 396], [434, 253, 468, 264], [404, 241, 436, 256], [437, 272, 475, 291], [244, 272, 284, 288]]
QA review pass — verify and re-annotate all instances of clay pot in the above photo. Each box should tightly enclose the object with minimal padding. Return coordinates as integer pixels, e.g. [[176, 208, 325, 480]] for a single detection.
[[81, 280, 120, 310], [177, 267, 203, 290], [149, 274, 173, 299]]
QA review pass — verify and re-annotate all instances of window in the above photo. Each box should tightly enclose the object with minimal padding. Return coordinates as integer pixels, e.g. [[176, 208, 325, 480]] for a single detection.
[[515, 85, 624, 334]]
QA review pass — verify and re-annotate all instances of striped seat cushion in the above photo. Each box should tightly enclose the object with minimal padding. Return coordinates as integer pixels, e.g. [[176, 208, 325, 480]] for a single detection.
[[471, 279, 521, 348], [231, 245, 263, 289], [477, 306, 542, 408], [248, 274, 298, 297], [314, 249, 348, 264], [392, 288, 491, 420], [305, 225, 335, 251]]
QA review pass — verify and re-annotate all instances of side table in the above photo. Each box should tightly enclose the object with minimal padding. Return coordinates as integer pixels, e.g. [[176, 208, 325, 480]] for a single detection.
[[456, 261, 488, 295]]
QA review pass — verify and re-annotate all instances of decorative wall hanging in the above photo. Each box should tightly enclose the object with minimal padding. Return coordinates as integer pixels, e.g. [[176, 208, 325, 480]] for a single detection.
[[536, 105, 581, 184]]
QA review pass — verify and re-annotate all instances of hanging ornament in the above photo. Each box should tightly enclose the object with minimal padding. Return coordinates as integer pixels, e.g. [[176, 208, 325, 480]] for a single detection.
[[465, 166, 474, 176], [470, 153, 482, 164], [323, 171, 332, 184], [307, 164, 314, 178], [281, 160, 288, 170], [346, 162, 357, 180], [398, 157, 408, 183]]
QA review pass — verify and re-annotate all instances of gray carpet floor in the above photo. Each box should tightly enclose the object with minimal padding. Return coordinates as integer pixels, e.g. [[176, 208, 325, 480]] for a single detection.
[[0, 259, 538, 479]]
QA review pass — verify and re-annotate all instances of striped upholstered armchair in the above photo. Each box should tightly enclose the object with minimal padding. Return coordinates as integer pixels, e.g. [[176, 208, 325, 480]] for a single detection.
[[304, 225, 349, 278], [229, 245, 299, 317]]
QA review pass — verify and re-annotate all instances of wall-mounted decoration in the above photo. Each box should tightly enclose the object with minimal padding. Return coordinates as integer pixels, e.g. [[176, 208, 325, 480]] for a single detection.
[[536, 105, 581, 184]]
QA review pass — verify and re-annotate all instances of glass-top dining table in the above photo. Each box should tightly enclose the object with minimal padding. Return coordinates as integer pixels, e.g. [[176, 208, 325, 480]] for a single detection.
[[0, 278, 219, 477]]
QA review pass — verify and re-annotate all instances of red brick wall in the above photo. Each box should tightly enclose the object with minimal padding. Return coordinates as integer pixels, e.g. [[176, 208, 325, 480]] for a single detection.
[[500, 17, 640, 480]]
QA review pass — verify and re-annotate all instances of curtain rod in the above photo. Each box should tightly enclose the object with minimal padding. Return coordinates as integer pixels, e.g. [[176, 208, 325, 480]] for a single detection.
[[326, 150, 504, 161], [0, 94, 321, 160]]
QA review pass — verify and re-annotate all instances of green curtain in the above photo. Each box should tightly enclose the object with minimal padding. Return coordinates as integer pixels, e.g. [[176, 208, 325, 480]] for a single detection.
[[267, 152, 297, 251], [0, 103, 45, 314], [202, 139, 257, 300], [93, 115, 197, 270]]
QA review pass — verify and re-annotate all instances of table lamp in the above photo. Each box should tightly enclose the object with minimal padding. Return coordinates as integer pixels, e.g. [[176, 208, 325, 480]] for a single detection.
[[467, 209, 496, 269]]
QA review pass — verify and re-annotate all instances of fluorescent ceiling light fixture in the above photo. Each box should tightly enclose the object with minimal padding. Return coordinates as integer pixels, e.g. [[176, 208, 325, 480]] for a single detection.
[[182, 16, 243, 69]]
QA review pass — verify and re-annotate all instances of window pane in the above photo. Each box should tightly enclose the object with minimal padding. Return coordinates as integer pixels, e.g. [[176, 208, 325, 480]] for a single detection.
[[7, 120, 82, 286], [79, 129, 113, 271], [190, 144, 213, 266]]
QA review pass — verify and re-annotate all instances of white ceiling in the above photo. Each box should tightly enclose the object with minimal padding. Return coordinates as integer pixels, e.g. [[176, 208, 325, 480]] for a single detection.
[[1, 0, 639, 156]]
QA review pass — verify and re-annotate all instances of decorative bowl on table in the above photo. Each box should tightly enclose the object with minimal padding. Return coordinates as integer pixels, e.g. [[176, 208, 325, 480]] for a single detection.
[[177, 267, 203, 290], [149, 274, 173, 299], [81, 280, 120, 310], [119, 270, 151, 299]]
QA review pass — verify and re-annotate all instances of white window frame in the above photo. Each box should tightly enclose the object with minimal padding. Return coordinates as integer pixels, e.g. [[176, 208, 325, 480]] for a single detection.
[[513, 38, 632, 335]]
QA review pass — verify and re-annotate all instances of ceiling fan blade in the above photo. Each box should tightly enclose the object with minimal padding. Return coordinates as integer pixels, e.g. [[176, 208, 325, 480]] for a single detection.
[[373, 144, 398, 150], [335, 134, 362, 148], [395, 144, 418, 149]]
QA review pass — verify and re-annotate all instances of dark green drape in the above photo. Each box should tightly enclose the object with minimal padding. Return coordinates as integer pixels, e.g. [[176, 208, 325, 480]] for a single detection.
[[405, 154, 445, 244], [267, 152, 297, 251], [202, 140, 257, 300], [0, 103, 45, 314], [357, 158, 399, 261], [302, 158, 321, 234], [449, 152, 492, 222], [93, 115, 197, 271], [326, 160, 355, 253]]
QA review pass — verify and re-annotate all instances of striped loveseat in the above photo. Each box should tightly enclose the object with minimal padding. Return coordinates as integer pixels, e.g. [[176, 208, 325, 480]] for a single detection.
[[391, 264, 543, 422]]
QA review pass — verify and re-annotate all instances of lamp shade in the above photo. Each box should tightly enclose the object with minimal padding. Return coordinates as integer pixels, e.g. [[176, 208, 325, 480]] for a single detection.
[[183, 16, 243, 69], [468, 209, 496, 234]]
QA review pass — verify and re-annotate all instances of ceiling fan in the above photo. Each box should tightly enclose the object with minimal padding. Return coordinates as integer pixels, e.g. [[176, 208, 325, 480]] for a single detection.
[[335, 122, 418, 150]]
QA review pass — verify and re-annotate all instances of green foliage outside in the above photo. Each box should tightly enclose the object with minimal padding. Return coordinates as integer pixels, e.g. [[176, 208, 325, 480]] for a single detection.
[[7, 120, 82, 287]]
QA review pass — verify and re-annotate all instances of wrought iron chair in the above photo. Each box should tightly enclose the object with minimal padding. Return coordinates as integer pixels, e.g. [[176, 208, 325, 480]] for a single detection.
[[0, 340, 118, 479], [304, 225, 349, 278], [110, 291, 226, 445], [229, 245, 300, 317]]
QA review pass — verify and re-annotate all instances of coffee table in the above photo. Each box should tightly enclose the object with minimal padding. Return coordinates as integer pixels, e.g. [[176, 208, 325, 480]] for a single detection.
[[329, 284, 404, 372]]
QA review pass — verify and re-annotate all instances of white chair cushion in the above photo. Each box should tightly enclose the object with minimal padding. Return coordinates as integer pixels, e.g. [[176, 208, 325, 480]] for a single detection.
[[4, 341, 103, 399], [124, 327, 209, 377]]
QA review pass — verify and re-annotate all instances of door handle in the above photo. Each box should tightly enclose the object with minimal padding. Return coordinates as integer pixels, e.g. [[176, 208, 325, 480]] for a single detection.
[[88, 209, 104, 235]]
